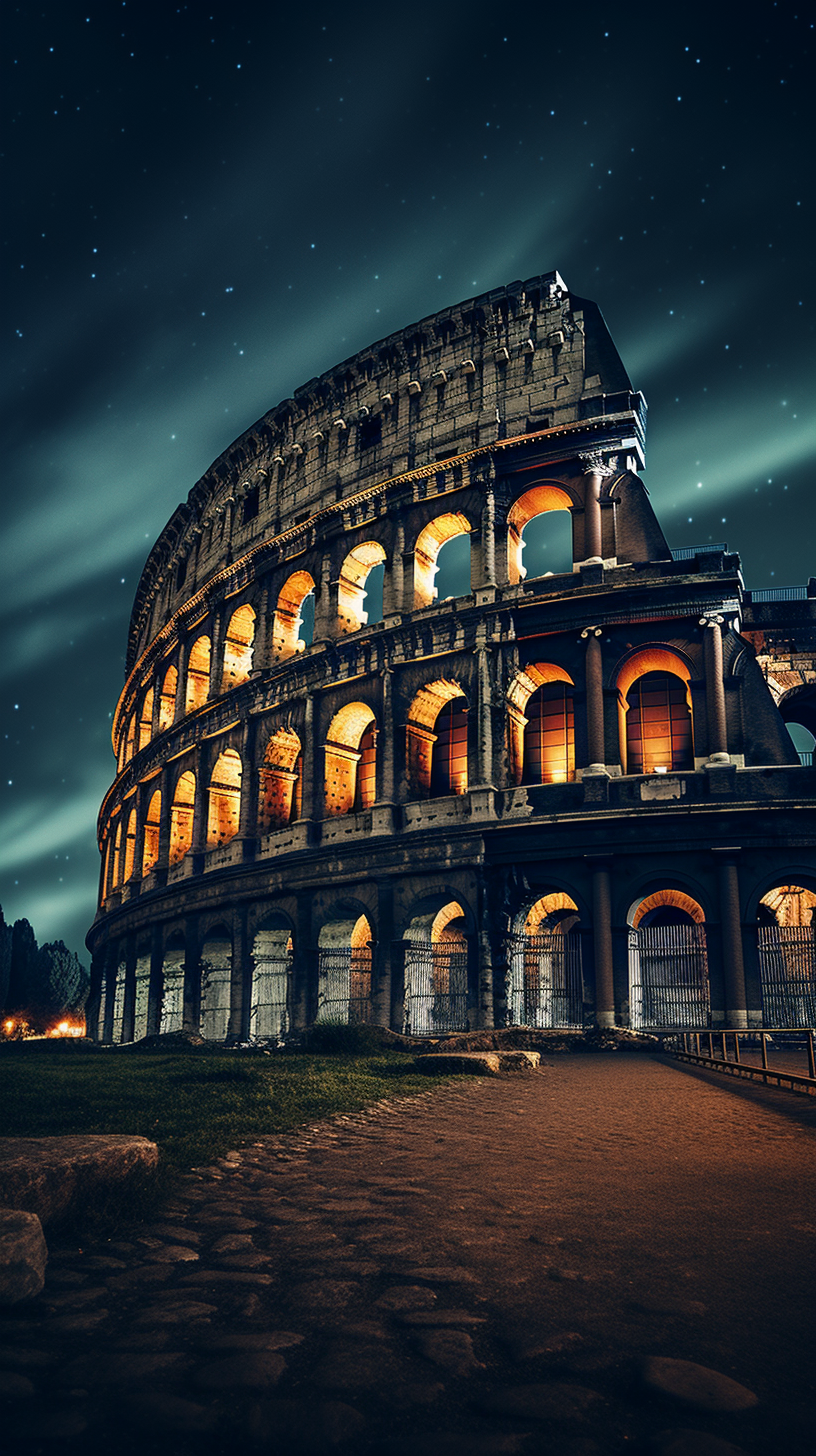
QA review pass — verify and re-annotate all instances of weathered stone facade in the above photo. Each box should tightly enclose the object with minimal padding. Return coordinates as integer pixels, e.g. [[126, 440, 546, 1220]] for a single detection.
[[86, 271, 816, 1040]]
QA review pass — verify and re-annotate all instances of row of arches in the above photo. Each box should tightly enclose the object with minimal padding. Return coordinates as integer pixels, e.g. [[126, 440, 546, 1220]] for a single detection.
[[118, 493, 578, 770], [104, 656, 701, 893], [96, 881, 816, 1045]]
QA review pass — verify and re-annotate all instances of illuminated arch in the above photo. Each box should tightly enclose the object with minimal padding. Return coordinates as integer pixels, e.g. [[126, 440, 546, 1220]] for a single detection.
[[337, 541, 387, 634], [316, 913, 373, 1024], [258, 728, 302, 832], [507, 484, 574, 584], [221, 604, 255, 691], [403, 900, 468, 1034], [759, 884, 816, 927], [413, 512, 472, 609], [616, 649, 694, 775], [506, 664, 575, 785], [271, 571, 315, 660], [138, 687, 154, 752], [124, 713, 137, 766], [406, 680, 468, 797], [251, 914, 294, 1040], [185, 635, 211, 714], [141, 789, 161, 875], [630, 889, 705, 928], [123, 806, 137, 882], [159, 665, 177, 731], [169, 770, 195, 864], [523, 892, 580, 933], [324, 703, 377, 817], [508, 893, 583, 1029], [200, 924, 232, 1041], [111, 818, 122, 888], [207, 749, 242, 848]]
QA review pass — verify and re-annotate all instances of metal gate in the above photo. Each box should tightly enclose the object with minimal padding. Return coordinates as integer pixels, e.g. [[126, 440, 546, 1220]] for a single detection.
[[506, 931, 583, 1028], [757, 925, 816, 1027], [404, 944, 468, 1035], [316, 947, 373, 1024], [629, 923, 710, 1029], [249, 949, 292, 1041]]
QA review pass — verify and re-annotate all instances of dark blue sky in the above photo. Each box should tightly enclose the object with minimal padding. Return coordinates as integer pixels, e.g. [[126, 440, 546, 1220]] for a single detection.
[[2, 1, 813, 960]]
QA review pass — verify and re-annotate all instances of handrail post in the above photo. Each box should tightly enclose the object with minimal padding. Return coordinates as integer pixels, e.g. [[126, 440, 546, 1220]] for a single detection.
[[808, 1030, 815, 1080], [720, 1031, 726, 1061], [734, 1031, 740, 1064], [707, 1031, 713, 1058], [760, 1032, 768, 1070]]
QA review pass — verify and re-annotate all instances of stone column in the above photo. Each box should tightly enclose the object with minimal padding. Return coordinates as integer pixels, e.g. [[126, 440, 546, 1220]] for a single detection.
[[477, 876, 496, 1029], [374, 880, 395, 1029], [581, 628, 606, 770], [299, 694, 316, 824], [86, 950, 105, 1043], [208, 607, 224, 699], [715, 852, 748, 1028], [383, 524, 404, 618], [591, 862, 616, 1028], [131, 786, 147, 886], [103, 942, 119, 1044], [157, 767, 172, 872], [476, 645, 495, 786], [578, 452, 615, 563], [476, 490, 496, 589], [253, 580, 271, 670], [701, 615, 728, 759], [293, 891, 314, 1031], [147, 923, 164, 1037], [174, 639, 189, 720], [122, 936, 138, 1044], [238, 717, 258, 845], [229, 904, 249, 1042], [150, 676, 163, 738], [191, 746, 208, 856], [378, 670, 395, 804], [313, 555, 335, 642], [183, 916, 201, 1033]]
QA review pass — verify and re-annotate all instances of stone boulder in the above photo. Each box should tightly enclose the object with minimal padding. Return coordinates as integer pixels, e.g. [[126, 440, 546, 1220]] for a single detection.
[[0, 1207, 48, 1305], [0, 1136, 159, 1226], [414, 1050, 540, 1076]]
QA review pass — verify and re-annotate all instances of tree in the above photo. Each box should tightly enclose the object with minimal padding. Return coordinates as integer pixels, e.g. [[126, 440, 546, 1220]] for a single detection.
[[0, 908, 11, 1009], [8, 918, 37, 1011]]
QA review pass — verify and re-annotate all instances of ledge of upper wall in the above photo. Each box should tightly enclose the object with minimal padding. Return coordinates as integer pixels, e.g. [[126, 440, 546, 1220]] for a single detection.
[[126, 271, 635, 672]]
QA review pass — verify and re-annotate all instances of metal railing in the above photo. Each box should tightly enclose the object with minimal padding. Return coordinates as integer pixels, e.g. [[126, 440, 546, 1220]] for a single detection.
[[747, 586, 809, 602], [665, 1028, 816, 1095], [670, 543, 727, 561]]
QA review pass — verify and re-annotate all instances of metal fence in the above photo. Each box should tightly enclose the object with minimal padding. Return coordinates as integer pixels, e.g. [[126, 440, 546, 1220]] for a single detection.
[[316, 947, 373, 1024], [665, 1028, 816, 1096], [249, 951, 292, 1041], [629, 923, 710, 1029], [757, 925, 816, 1028], [404, 944, 468, 1035], [506, 931, 583, 1028]]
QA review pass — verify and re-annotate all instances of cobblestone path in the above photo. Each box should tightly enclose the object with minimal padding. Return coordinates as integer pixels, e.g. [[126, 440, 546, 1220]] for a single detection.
[[2, 1054, 815, 1456]]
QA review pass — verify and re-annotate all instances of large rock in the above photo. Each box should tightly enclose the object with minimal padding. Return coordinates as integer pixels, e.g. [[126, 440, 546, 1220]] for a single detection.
[[0, 1136, 159, 1226], [643, 1357, 759, 1413], [414, 1050, 540, 1076], [0, 1207, 48, 1305]]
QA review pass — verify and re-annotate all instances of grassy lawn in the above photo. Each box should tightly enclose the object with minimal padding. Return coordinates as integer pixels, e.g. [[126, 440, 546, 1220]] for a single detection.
[[0, 1048, 455, 1171]]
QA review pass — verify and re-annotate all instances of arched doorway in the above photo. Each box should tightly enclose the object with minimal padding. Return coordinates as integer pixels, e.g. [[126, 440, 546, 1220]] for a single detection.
[[628, 890, 709, 1028], [756, 883, 816, 1027], [160, 933, 185, 1036], [200, 926, 232, 1041], [316, 914, 373, 1024], [250, 917, 294, 1040], [507, 893, 583, 1027], [403, 901, 469, 1035]]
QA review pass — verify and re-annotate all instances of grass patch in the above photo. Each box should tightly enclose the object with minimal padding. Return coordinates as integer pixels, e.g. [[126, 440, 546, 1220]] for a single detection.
[[0, 1048, 460, 1172]]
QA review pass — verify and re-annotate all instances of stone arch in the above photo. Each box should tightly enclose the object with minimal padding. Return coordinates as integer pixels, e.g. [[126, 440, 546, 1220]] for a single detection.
[[316, 912, 374, 1023], [615, 648, 694, 775], [757, 883, 816, 927], [124, 712, 137, 766], [324, 703, 377, 817], [207, 749, 242, 847], [250, 912, 294, 1041], [507, 483, 575, 585], [406, 680, 469, 798], [754, 879, 816, 1028], [271, 571, 315, 660], [185, 635, 211, 714], [141, 789, 161, 876], [138, 687, 154, 752], [159, 930, 186, 1035], [258, 728, 302, 832], [111, 818, 122, 888], [627, 888, 709, 1030], [507, 892, 583, 1028], [506, 664, 575, 785], [221, 604, 256, 691], [133, 939, 152, 1041], [337, 541, 387, 634], [413, 512, 472, 609], [169, 770, 195, 864], [200, 923, 232, 1041], [159, 664, 177, 731], [403, 898, 469, 1035]]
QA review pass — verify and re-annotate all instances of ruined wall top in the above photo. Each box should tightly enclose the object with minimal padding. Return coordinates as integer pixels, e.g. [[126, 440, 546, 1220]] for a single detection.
[[127, 271, 636, 669]]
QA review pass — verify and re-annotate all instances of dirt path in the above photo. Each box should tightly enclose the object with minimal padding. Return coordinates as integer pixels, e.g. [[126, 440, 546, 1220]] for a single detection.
[[2, 1054, 815, 1456]]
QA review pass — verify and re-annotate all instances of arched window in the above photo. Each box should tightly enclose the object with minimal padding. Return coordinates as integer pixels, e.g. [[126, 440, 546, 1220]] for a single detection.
[[185, 635, 211, 714], [323, 703, 377, 817], [123, 807, 137, 882], [406, 680, 469, 798], [141, 789, 161, 875], [159, 665, 177, 731], [317, 914, 373, 1024], [337, 542, 386, 633], [413, 513, 471, 609], [207, 749, 242, 847], [625, 672, 693, 774], [169, 771, 195, 864], [138, 687, 154, 752], [221, 604, 255, 692], [258, 728, 302, 832], [271, 572, 315, 660], [111, 819, 122, 888], [507, 484, 574, 585], [756, 883, 816, 1028], [506, 664, 575, 785], [124, 713, 137, 765], [250, 917, 293, 1040]]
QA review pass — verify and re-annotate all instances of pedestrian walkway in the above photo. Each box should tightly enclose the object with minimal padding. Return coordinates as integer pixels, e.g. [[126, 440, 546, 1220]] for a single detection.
[[2, 1054, 815, 1456]]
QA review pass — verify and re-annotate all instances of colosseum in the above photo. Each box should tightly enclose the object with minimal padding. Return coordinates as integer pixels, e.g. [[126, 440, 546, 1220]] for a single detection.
[[86, 270, 816, 1043]]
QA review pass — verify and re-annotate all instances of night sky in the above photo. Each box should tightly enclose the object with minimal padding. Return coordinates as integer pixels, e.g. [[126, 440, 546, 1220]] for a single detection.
[[2, 2, 813, 964]]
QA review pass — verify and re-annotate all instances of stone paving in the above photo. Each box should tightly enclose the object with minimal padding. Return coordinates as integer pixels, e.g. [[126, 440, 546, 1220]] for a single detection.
[[1, 1054, 815, 1456]]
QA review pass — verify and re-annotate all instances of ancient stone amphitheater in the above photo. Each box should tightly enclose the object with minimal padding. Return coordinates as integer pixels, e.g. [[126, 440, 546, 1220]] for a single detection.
[[87, 271, 816, 1043]]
